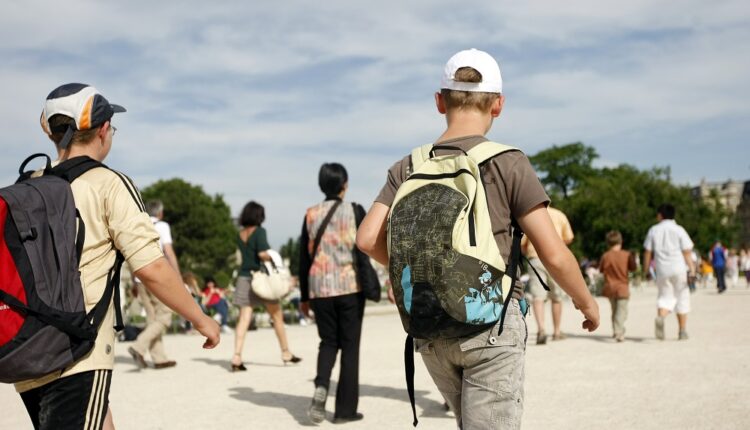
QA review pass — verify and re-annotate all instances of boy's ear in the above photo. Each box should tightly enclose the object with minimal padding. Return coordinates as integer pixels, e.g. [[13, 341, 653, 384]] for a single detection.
[[491, 94, 505, 118], [435, 92, 447, 114], [97, 122, 110, 141]]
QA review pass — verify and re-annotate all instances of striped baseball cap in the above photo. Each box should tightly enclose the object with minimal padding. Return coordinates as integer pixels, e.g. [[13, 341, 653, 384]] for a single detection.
[[40, 83, 126, 149]]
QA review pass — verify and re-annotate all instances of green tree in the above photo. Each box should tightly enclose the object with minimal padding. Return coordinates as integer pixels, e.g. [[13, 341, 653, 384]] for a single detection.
[[280, 237, 301, 276], [141, 178, 238, 285], [555, 165, 736, 259], [529, 142, 599, 199]]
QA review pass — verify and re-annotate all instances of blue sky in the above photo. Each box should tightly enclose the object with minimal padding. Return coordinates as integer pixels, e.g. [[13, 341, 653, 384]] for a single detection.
[[1, 1, 748, 247]]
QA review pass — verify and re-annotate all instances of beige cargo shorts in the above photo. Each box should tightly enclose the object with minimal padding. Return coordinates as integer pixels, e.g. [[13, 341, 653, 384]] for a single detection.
[[415, 299, 528, 430]]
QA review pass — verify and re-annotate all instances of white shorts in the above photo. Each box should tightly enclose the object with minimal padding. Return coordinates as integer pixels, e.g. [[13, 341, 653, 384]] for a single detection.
[[656, 273, 690, 313]]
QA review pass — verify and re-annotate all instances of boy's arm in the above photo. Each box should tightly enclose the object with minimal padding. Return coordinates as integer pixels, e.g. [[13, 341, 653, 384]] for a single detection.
[[135, 257, 220, 348], [517, 204, 599, 332], [356, 202, 390, 266]]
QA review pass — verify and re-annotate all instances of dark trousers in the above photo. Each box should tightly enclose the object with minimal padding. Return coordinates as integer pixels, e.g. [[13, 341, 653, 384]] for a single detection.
[[310, 292, 365, 418], [714, 266, 726, 291]]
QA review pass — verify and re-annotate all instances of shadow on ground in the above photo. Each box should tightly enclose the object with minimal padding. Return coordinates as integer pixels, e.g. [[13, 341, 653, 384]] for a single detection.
[[228, 382, 453, 425], [192, 357, 286, 371]]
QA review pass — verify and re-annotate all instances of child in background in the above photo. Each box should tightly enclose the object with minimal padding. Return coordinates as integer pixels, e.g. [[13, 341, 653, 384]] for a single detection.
[[202, 277, 231, 333], [599, 231, 636, 342]]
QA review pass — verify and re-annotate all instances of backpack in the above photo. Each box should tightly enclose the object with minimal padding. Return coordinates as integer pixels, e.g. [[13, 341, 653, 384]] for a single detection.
[[387, 141, 535, 426], [0, 154, 124, 384]]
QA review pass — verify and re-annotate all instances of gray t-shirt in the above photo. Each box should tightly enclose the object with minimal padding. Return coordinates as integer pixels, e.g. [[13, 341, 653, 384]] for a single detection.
[[375, 135, 550, 297]]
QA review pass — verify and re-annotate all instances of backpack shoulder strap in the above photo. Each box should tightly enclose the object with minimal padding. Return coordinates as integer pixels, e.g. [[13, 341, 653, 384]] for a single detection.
[[467, 141, 520, 165], [409, 143, 435, 172], [49, 156, 106, 183]]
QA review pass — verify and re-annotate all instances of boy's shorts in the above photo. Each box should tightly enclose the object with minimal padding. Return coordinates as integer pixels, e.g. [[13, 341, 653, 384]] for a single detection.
[[526, 258, 564, 302], [656, 274, 690, 313], [20, 369, 112, 430]]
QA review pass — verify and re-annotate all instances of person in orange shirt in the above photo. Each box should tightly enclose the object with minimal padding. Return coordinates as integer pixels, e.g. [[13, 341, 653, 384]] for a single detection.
[[599, 231, 636, 342], [521, 206, 574, 344]]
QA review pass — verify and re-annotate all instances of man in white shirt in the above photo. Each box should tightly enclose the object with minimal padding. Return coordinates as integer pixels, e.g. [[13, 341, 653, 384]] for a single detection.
[[643, 204, 696, 340], [129, 200, 181, 368]]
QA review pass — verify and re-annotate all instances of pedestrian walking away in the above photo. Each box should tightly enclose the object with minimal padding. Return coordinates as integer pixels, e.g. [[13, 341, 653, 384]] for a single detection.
[[643, 204, 696, 341], [129, 200, 181, 370], [231, 201, 301, 372], [2, 83, 219, 430], [299, 163, 367, 424], [599, 231, 637, 342], [356, 49, 600, 429]]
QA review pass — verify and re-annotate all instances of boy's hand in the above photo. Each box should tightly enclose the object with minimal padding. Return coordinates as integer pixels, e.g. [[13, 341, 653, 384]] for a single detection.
[[387, 285, 396, 304], [300, 301, 312, 319], [577, 300, 600, 332], [193, 315, 221, 349]]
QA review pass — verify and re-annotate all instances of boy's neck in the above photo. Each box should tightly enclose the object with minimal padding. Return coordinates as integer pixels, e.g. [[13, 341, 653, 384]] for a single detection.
[[610, 244, 622, 251], [437, 109, 493, 143]]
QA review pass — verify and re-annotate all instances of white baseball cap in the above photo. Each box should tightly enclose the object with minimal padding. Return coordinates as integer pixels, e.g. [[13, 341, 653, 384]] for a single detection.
[[440, 48, 502, 94]]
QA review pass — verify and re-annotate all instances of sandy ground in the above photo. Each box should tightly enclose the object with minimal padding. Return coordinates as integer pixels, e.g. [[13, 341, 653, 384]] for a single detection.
[[2, 283, 749, 429]]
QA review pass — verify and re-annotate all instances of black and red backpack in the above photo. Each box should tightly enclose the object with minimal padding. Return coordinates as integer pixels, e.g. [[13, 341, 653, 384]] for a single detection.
[[0, 154, 124, 383]]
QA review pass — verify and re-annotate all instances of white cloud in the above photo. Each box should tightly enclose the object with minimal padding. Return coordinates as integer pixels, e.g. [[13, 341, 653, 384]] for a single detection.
[[1, 0, 748, 245]]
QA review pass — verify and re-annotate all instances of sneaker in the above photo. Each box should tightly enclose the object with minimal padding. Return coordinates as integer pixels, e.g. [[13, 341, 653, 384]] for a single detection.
[[678, 331, 689, 340], [308, 386, 328, 424], [616, 334, 625, 342], [220, 325, 233, 334], [536, 331, 547, 345], [654, 317, 665, 340]]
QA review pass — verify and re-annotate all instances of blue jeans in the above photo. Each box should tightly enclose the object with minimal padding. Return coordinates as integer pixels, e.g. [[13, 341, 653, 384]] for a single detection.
[[208, 298, 229, 326]]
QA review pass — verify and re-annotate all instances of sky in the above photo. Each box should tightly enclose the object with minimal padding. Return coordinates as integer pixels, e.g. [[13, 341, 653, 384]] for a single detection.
[[1, 1, 748, 247]]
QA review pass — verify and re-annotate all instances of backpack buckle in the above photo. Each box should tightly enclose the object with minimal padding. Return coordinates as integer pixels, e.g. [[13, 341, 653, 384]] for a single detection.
[[20, 228, 37, 241]]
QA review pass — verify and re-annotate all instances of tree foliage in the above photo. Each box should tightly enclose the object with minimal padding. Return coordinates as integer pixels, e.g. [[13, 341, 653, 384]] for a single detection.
[[141, 178, 238, 286], [528, 143, 738, 260], [529, 142, 598, 199]]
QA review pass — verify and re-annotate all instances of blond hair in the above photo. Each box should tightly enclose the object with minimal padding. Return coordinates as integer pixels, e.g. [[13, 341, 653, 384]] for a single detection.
[[441, 67, 500, 112]]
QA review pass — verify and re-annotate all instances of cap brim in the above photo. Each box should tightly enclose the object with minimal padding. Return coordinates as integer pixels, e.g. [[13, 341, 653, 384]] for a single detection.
[[110, 104, 126, 113]]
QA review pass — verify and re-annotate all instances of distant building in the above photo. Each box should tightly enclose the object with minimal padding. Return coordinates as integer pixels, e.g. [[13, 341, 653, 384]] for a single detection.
[[692, 179, 750, 247]]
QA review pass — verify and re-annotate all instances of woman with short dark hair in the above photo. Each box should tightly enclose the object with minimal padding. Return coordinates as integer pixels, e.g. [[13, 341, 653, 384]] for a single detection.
[[299, 163, 367, 424], [231, 201, 301, 371]]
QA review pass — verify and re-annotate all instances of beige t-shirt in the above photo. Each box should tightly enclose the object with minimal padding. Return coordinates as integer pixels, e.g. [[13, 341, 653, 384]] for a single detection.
[[521, 206, 573, 259], [15, 165, 162, 393], [375, 135, 550, 297]]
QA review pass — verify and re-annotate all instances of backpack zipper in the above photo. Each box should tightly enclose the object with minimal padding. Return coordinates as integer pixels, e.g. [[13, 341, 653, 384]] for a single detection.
[[406, 169, 473, 181]]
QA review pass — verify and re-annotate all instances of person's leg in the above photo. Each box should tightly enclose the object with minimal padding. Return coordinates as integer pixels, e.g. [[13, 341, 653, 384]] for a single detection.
[[214, 299, 229, 326], [531, 299, 545, 342], [609, 297, 617, 337], [655, 276, 675, 340], [715, 266, 726, 292], [418, 338, 464, 428], [130, 283, 156, 361], [265, 302, 297, 361], [333, 293, 365, 419], [527, 258, 548, 344], [20, 370, 113, 430], [148, 300, 173, 365], [461, 302, 526, 430], [614, 298, 628, 341], [551, 300, 563, 338], [310, 297, 339, 390], [675, 276, 690, 339], [103, 407, 115, 430], [233, 306, 254, 365]]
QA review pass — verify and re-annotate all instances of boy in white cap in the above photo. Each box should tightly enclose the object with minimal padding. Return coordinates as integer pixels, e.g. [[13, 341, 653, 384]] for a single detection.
[[14, 83, 220, 430], [357, 50, 599, 428]]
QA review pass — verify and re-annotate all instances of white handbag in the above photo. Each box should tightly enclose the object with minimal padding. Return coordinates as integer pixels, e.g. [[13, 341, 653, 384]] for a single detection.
[[251, 259, 290, 301]]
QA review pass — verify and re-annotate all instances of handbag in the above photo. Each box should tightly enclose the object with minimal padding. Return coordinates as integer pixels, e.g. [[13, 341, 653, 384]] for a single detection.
[[352, 203, 381, 302], [251, 259, 290, 301]]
